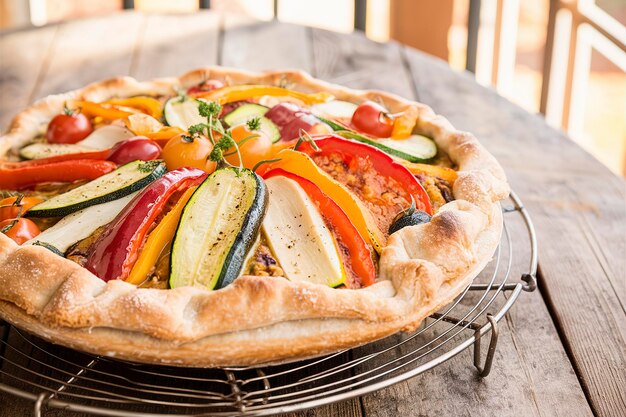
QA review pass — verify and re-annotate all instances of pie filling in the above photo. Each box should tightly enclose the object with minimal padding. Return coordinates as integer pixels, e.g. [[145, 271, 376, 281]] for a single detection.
[[1, 81, 457, 291]]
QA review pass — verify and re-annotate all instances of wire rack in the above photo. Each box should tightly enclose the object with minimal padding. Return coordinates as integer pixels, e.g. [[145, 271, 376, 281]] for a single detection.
[[0, 191, 537, 417]]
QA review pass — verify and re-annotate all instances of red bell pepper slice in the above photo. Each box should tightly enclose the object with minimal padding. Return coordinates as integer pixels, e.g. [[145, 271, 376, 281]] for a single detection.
[[297, 135, 432, 215], [264, 168, 376, 287], [0, 160, 117, 190], [85, 167, 207, 282], [3, 151, 110, 168]]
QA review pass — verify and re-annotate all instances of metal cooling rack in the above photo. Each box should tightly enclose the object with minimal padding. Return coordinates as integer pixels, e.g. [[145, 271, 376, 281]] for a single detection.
[[0, 191, 537, 417]]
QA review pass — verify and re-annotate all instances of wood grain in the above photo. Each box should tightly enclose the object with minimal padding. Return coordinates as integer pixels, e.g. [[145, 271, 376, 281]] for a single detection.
[[312, 28, 414, 97], [402, 47, 625, 417], [32, 13, 144, 99], [0, 25, 58, 130], [131, 11, 221, 80], [220, 19, 313, 72]]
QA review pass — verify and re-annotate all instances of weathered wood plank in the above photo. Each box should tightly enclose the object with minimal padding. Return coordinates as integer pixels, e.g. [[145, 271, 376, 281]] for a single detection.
[[32, 12, 144, 99], [402, 46, 625, 417], [220, 19, 312, 72], [0, 25, 58, 130], [311, 28, 414, 97], [131, 11, 221, 80]]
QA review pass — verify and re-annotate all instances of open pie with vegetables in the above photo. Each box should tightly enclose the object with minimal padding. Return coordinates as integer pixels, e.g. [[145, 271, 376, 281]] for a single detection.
[[0, 67, 508, 366]]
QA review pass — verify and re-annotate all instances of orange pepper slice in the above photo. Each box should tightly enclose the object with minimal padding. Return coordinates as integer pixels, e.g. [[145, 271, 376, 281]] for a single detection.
[[401, 161, 458, 184], [257, 149, 386, 252], [102, 97, 163, 119], [193, 85, 334, 105], [391, 105, 419, 139], [72, 100, 133, 120]]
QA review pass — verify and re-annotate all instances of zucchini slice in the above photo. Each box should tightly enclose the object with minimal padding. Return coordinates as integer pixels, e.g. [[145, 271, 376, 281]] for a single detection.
[[25, 192, 138, 253], [316, 115, 348, 132], [311, 100, 357, 120], [223, 103, 269, 123], [163, 97, 207, 130], [223, 104, 281, 143], [170, 168, 267, 290], [337, 131, 437, 163], [19, 143, 100, 160], [262, 176, 346, 287], [19, 125, 135, 160], [26, 160, 165, 218]]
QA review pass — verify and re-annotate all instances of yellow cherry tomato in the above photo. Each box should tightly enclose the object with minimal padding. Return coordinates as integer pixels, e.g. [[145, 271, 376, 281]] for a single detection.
[[224, 123, 273, 170], [1, 218, 40, 245], [0, 196, 44, 222], [161, 133, 217, 173]]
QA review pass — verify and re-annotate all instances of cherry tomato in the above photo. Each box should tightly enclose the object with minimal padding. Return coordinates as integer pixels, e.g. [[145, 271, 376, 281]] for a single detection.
[[0, 218, 41, 245], [46, 110, 94, 144], [187, 79, 225, 94], [224, 123, 273, 170], [351, 101, 394, 138], [107, 137, 162, 165], [162, 133, 217, 173], [0, 196, 44, 222]]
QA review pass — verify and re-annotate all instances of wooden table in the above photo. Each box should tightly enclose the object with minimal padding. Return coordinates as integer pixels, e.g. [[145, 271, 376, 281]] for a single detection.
[[0, 11, 624, 417]]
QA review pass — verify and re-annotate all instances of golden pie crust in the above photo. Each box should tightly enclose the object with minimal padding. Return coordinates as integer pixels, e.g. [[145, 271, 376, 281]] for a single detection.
[[0, 67, 509, 366]]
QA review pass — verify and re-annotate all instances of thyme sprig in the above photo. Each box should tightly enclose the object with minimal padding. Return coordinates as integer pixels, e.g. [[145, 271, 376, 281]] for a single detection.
[[187, 101, 281, 174], [294, 129, 320, 152], [0, 194, 24, 234]]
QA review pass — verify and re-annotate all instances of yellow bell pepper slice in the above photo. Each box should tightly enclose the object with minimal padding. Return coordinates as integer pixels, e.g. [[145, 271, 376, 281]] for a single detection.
[[102, 97, 163, 119], [400, 161, 458, 185], [391, 105, 419, 139], [71, 100, 133, 120], [193, 85, 334, 105], [258, 149, 386, 252], [126, 187, 197, 285]]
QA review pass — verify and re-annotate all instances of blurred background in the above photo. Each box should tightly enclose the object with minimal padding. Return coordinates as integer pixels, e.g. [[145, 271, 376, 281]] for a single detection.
[[0, 0, 625, 176]]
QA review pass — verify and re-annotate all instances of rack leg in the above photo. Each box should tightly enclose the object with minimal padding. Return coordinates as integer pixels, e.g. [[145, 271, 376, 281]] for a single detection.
[[33, 392, 47, 417], [473, 314, 499, 377]]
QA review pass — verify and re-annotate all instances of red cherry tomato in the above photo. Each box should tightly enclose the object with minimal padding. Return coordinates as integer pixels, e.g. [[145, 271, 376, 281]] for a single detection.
[[46, 111, 94, 144], [351, 101, 394, 138], [106, 137, 162, 165], [0, 218, 40, 245], [187, 79, 225, 94]]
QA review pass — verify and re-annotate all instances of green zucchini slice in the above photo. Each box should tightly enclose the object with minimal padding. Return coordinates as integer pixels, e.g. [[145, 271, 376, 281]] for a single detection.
[[316, 115, 348, 132], [223, 103, 269, 123], [19, 143, 100, 160], [19, 125, 135, 159], [26, 160, 165, 218], [169, 168, 267, 290], [163, 97, 207, 130], [25, 192, 138, 253], [223, 104, 281, 143], [337, 130, 437, 163]]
